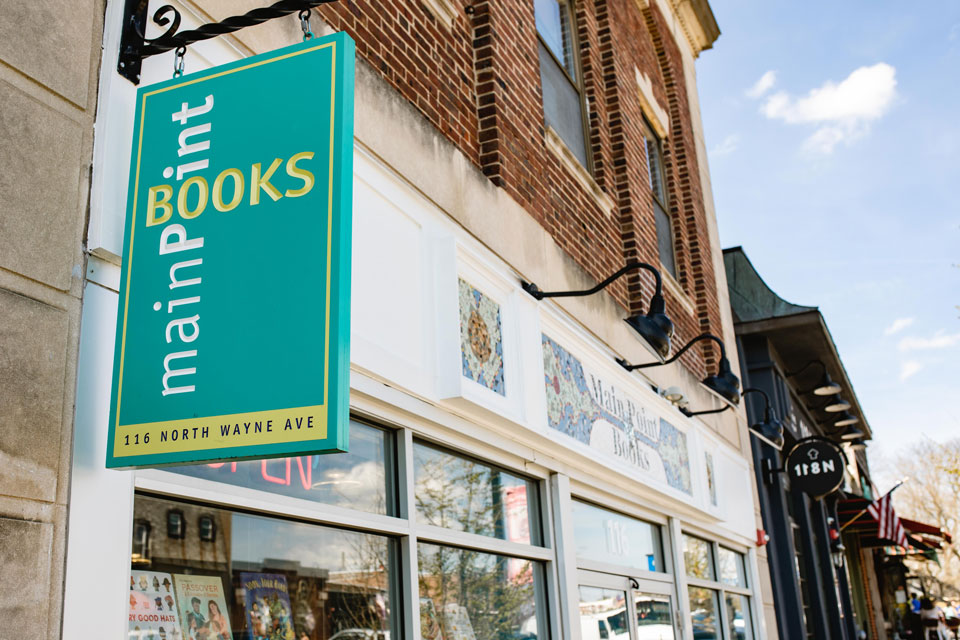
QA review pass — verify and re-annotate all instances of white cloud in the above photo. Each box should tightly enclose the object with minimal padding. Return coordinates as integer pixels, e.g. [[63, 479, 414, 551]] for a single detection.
[[746, 71, 777, 98], [710, 134, 740, 157], [899, 361, 923, 381], [760, 63, 897, 153], [898, 330, 960, 352], [883, 317, 915, 336]]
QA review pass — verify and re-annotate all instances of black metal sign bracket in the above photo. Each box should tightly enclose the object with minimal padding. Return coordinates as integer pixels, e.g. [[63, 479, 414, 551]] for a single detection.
[[117, 0, 338, 84], [762, 458, 786, 486]]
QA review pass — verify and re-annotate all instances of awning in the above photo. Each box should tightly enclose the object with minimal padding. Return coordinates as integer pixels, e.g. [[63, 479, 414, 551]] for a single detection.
[[838, 497, 951, 555]]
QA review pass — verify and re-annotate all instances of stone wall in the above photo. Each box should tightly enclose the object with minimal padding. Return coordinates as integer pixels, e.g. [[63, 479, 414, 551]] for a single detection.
[[0, 0, 104, 637]]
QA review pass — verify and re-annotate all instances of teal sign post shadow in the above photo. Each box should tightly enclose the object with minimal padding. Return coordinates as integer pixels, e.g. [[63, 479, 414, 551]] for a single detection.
[[106, 33, 355, 468]]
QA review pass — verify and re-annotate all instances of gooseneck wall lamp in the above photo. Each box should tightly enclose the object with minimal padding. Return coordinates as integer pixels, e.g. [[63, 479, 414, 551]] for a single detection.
[[786, 359, 842, 396], [521, 261, 675, 358], [617, 333, 741, 405], [742, 388, 785, 450]]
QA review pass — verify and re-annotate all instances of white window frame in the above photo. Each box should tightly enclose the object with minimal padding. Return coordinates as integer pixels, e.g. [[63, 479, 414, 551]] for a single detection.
[[133, 416, 560, 640], [680, 531, 760, 640]]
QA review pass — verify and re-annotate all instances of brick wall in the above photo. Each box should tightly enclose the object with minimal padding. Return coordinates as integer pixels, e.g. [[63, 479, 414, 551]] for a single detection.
[[315, 0, 721, 377]]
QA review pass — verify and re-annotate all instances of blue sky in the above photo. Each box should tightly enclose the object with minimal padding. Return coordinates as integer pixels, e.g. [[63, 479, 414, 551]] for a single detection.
[[695, 1, 960, 461]]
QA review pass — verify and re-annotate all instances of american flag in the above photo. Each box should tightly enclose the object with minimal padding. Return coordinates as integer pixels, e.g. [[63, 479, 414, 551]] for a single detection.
[[867, 490, 908, 548]]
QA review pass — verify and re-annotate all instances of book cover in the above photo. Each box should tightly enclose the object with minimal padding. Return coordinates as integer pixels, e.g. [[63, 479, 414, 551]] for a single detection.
[[239, 572, 295, 640], [128, 570, 182, 640], [173, 574, 233, 640]]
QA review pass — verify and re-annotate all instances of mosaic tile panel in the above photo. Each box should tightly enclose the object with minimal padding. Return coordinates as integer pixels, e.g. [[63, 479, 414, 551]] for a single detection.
[[542, 334, 692, 494], [458, 278, 505, 395]]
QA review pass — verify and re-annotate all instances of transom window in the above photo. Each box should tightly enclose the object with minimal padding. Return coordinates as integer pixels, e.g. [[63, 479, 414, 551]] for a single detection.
[[683, 534, 755, 640], [536, 0, 590, 167]]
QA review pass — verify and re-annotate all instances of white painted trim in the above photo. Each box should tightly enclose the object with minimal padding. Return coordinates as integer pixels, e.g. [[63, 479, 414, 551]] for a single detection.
[[398, 428, 421, 640], [634, 66, 670, 139], [414, 524, 554, 561], [669, 517, 694, 640], [134, 470, 411, 535], [661, 267, 697, 317], [551, 474, 581, 640], [545, 126, 616, 216], [420, 0, 461, 28]]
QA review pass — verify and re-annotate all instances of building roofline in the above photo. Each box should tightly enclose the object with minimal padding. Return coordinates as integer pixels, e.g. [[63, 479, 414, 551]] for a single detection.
[[724, 247, 872, 439]]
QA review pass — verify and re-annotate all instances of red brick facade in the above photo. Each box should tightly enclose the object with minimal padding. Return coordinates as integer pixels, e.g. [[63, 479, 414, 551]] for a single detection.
[[315, 0, 720, 378]]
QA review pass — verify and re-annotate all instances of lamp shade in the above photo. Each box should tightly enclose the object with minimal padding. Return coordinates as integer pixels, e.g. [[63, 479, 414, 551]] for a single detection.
[[837, 424, 865, 441], [750, 411, 785, 450], [823, 394, 851, 413], [813, 371, 842, 396], [625, 292, 674, 359], [703, 356, 741, 405], [833, 412, 859, 427]]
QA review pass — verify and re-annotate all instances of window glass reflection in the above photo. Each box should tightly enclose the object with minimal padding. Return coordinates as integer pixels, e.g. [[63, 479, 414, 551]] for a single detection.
[[687, 587, 720, 640], [634, 592, 675, 640], [168, 421, 394, 515], [578, 586, 628, 640], [534, 0, 574, 74], [717, 548, 747, 588], [414, 441, 542, 545], [418, 542, 543, 640], [129, 495, 397, 640], [725, 594, 752, 640], [571, 501, 664, 572], [683, 535, 715, 581]]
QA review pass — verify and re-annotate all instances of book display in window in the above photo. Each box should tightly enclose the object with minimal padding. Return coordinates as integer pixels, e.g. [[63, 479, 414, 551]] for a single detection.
[[173, 574, 233, 640], [128, 570, 183, 640], [239, 573, 296, 640]]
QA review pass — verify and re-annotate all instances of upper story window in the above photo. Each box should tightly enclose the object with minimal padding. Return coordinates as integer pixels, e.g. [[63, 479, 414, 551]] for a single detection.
[[536, 0, 590, 167], [643, 117, 676, 278]]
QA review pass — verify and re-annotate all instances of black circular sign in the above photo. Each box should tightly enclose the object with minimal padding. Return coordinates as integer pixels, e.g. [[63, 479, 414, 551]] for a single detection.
[[785, 437, 846, 499]]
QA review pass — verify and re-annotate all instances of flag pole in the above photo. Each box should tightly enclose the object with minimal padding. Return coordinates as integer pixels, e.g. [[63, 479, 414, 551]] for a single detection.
[[839, 480, 906, 533]]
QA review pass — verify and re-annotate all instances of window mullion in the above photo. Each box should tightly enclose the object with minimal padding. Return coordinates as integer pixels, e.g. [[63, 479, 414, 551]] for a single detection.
[[718, 587, 730, 640], [398, 427, 421, 640], [668, 518, 694, 640], [550, 473, 582, 640]]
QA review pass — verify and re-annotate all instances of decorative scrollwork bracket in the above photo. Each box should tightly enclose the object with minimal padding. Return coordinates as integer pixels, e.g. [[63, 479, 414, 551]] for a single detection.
[[117, 0, 339, 84]]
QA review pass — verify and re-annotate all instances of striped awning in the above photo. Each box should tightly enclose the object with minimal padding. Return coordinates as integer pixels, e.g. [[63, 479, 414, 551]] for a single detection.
[[838, 497, 951, 553]]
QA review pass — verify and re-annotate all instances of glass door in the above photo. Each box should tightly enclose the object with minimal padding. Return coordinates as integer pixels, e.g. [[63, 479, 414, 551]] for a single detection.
[[632, 588, 675, 640], [577, 571, 677, 640]]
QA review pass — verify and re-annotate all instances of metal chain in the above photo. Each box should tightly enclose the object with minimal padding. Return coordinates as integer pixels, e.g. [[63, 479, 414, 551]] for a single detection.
[[299, 9, 315, 40], [172, 45, 186, 77]]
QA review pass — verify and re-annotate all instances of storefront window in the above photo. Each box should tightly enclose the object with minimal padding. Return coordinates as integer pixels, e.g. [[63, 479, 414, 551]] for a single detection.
[[169, 420, 395, 515], [683, 535, 715, 580], [128, 494, 398, 640], [571, 500, 664, 572], [725, 594, 752, 640], [684, 535, 753, 640], [578, 586, 628, 640], [717, 547, 747, 588], [413, 441, 542, 545], [418, 542, 544, 640], [688, 587, 720, 640]]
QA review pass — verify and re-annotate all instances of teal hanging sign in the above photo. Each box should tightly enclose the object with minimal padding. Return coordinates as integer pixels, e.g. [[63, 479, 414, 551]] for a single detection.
[[106, 34, 355, 468]]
